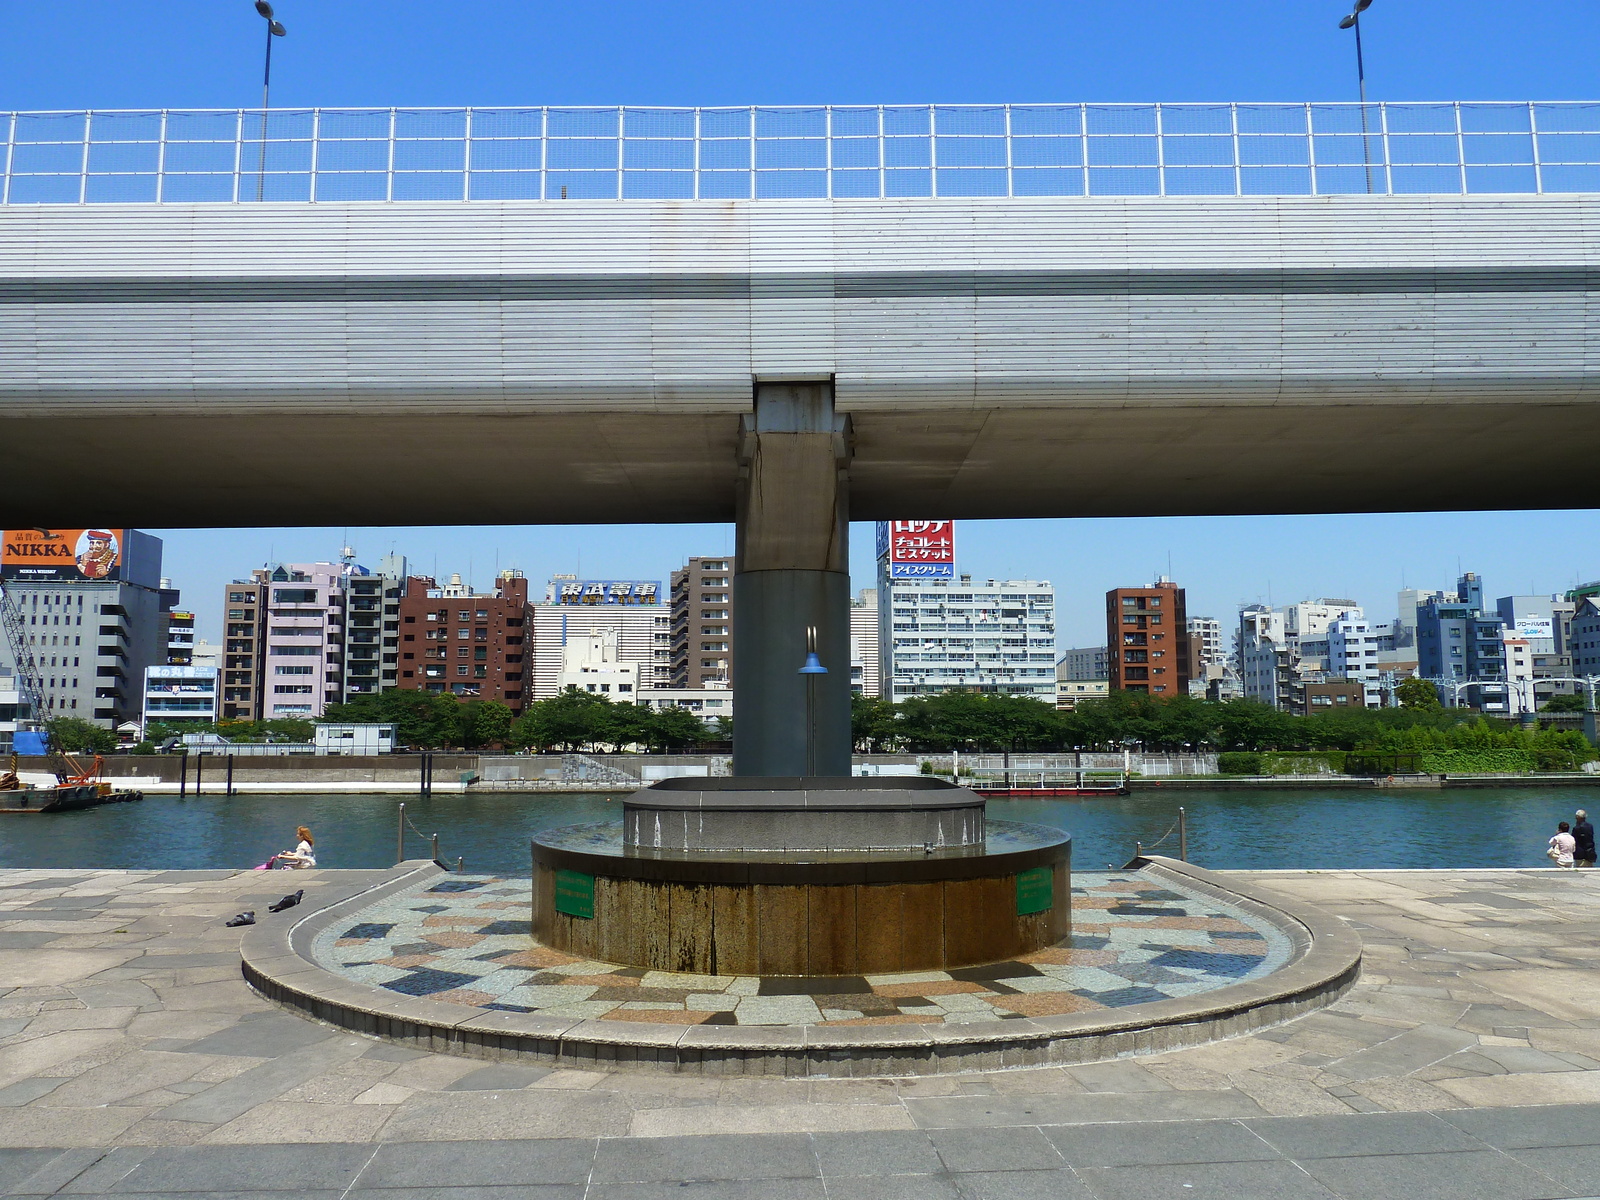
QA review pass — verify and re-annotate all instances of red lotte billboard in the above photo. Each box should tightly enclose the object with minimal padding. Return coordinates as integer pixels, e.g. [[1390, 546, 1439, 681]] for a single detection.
[[876, 521, 955, 580], [2, 529, 125, 582]]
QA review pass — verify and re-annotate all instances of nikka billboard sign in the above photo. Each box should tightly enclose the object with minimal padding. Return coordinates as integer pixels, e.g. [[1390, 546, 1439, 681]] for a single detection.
[[876, 521, 955, 580]]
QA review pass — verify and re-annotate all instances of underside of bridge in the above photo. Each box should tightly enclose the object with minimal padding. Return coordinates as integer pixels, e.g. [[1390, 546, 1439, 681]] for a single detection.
[[7, 396, 1599, 528]]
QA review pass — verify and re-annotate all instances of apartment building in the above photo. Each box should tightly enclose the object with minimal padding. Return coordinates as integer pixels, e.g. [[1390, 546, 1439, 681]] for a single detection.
[[395, 571, 533, 712], [669, 558, 732, 689], [1106, 579, 1189, 697], [880, 574, 1057, 703], [1417, 573, 1508, 711]]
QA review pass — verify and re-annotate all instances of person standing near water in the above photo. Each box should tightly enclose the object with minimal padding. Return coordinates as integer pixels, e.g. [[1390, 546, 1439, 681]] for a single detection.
[[1573, 810, 1596, 868], [1548, 822, 1577, 869], [276, 826, 317, 869]]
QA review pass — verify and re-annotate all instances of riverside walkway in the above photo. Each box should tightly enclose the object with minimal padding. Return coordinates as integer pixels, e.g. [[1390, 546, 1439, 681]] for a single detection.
[[2, 865, 1599, 1198]]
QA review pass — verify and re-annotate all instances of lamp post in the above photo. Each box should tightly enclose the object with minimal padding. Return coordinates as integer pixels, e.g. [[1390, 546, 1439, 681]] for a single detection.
[[253, 1, 287, 202], [798, 625, 829, 777], [1338, 0, 1375, 194]]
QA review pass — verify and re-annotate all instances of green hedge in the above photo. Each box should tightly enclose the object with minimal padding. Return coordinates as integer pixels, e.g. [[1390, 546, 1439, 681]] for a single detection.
[[1217, 752, 1264, 775], [1419, 749, 1536, 774]]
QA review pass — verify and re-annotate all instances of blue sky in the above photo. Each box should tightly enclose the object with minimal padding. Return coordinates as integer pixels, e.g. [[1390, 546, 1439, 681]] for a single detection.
[[9, 2, 1600, 646]]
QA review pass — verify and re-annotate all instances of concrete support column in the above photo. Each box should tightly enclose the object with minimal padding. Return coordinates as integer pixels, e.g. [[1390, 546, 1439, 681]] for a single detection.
[[733, 379, 852, 778]]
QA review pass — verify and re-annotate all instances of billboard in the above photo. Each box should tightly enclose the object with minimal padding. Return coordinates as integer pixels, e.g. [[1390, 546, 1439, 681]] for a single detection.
[[1514, 617, 1554, 642], [2, 528, 124, 582], [551, 579, 661, 606], [876, 520, 956, 580]]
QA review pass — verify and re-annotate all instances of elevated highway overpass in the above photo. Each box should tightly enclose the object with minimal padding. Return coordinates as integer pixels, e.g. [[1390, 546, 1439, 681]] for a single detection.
[[3, 190, 1596, 527], [2, 101, 1598, 530]]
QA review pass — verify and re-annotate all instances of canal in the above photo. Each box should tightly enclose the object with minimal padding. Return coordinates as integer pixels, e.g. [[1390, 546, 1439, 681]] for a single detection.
[[1, 787, 1594, 873]]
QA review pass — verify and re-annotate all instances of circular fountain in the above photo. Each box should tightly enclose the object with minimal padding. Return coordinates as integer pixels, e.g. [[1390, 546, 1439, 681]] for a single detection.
[[531, 776, 1070, 976]]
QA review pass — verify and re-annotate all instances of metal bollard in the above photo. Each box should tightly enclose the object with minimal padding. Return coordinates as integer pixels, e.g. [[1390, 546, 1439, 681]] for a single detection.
[[1179, 807, 1188, 862], [397, 802, 406, 865]]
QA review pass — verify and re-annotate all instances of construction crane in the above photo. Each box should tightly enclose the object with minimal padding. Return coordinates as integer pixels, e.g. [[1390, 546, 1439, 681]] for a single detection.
[[0, 581, 100, 787]]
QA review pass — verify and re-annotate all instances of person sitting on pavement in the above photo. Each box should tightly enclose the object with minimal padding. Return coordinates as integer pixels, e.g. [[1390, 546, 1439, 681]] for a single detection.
[[1548, 821, 1577, 869], [276, 826, 317, 869], [1573, 810, 1596, 869]]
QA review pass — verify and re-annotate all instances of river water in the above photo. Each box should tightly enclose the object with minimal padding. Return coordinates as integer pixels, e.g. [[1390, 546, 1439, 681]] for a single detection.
[[1, 787, 1595, 874]]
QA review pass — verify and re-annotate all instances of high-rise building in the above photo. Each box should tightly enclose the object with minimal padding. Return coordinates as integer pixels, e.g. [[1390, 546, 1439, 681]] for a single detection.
[[395, 571, 533, 712], [1185, 617, 1223, 679], [1106, 579, 1189, 697], [1417, 573, 1509, 711], [342, 553, 407, 702], [880, 576, 1057, 703], [254, 561, 349, 721], [1, 529, 174, 729], [220, 577, 267, 721], [850, 588, 880, 697], [1327, 614, 1393, 707], [530, 580, 669, 699], [669, 557, 732, 689]]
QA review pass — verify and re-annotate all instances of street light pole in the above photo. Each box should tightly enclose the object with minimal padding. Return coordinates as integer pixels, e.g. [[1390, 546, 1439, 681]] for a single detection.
[[1339, 0, 1375, 194], [253, 1, 287, 202]]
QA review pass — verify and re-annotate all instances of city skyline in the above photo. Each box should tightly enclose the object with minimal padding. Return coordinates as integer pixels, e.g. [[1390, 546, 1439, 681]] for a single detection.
[[154, 508, 1600, 650]]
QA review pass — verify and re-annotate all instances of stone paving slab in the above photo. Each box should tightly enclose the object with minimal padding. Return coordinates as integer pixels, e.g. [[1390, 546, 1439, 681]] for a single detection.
[[308, 871, 1290, 1026], [0, 864, 1596, 1162], [2, 1118, 1600, 1199]]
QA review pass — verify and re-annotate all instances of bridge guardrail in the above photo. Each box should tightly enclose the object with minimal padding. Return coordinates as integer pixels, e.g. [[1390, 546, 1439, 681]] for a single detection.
[[4, 102, 1598, 206]]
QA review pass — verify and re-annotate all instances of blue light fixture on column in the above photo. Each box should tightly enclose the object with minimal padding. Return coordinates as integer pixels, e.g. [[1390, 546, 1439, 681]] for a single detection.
[[799, 626, 827, 776]]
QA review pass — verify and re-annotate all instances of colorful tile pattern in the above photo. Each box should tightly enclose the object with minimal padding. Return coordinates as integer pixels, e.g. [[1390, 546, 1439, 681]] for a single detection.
[[311, 871, 1292, 1027]]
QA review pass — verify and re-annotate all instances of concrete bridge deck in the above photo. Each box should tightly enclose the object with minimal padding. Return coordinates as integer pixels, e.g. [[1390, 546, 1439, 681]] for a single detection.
[[2, 192, 1597, 526]]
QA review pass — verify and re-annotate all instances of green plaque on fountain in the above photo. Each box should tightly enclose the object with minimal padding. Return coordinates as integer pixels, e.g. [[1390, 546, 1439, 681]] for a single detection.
[[555, 869, 595, 919], [1016, 867, 1052, 915]]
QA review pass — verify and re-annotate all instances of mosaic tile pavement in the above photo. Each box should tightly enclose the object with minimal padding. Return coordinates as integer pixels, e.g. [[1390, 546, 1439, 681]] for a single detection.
[[310, 871, 1293, 1027]]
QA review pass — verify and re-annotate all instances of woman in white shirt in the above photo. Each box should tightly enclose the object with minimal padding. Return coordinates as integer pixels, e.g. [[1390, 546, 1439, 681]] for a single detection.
[[1548, 821, 1576, 868], [277, 826, 317, 869]]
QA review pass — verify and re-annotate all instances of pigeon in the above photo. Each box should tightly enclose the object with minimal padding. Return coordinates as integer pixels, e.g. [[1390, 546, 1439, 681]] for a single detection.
[[224, 911, 256, 927], [267, 890, 304, 913]]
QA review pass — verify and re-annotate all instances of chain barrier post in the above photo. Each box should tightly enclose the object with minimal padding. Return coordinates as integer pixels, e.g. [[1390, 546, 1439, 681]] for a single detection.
[[397, 801, 405, 865], [1179, 807, 1188, 861]]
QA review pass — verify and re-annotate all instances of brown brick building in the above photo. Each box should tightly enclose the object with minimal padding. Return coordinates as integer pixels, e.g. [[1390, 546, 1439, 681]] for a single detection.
[[1106, 578, 1189, 697], [670, 556, 732, 688], [396, 571, 533, 712]]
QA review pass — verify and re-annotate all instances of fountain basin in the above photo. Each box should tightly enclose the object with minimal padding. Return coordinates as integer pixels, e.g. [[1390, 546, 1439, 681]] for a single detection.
[[531, 813, 1070, 976]]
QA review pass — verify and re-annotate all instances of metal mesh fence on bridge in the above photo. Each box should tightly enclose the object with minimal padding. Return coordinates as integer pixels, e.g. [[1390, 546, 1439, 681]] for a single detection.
[[3, 102, 1599, 205]]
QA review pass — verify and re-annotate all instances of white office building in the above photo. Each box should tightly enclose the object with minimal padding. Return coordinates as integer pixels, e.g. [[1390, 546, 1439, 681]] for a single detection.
[[880, 575, 1057, 703], [141, 664, 219, 729], [555, 627, 641, 698], [850, 588, 881, 697], [1327, 615, 1392, 707], [531, 604, 670, 698]]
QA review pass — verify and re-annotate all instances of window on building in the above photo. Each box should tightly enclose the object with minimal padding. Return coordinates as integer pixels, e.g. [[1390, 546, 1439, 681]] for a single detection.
[[457, 666, 469, 676]]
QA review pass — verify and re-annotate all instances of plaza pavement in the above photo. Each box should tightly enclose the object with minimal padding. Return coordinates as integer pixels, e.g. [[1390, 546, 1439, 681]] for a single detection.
[[2, 865, 1599, 1199]]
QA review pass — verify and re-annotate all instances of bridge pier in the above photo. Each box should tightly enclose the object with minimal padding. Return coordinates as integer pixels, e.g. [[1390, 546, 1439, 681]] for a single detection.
[[731, 379, 853, 777]]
